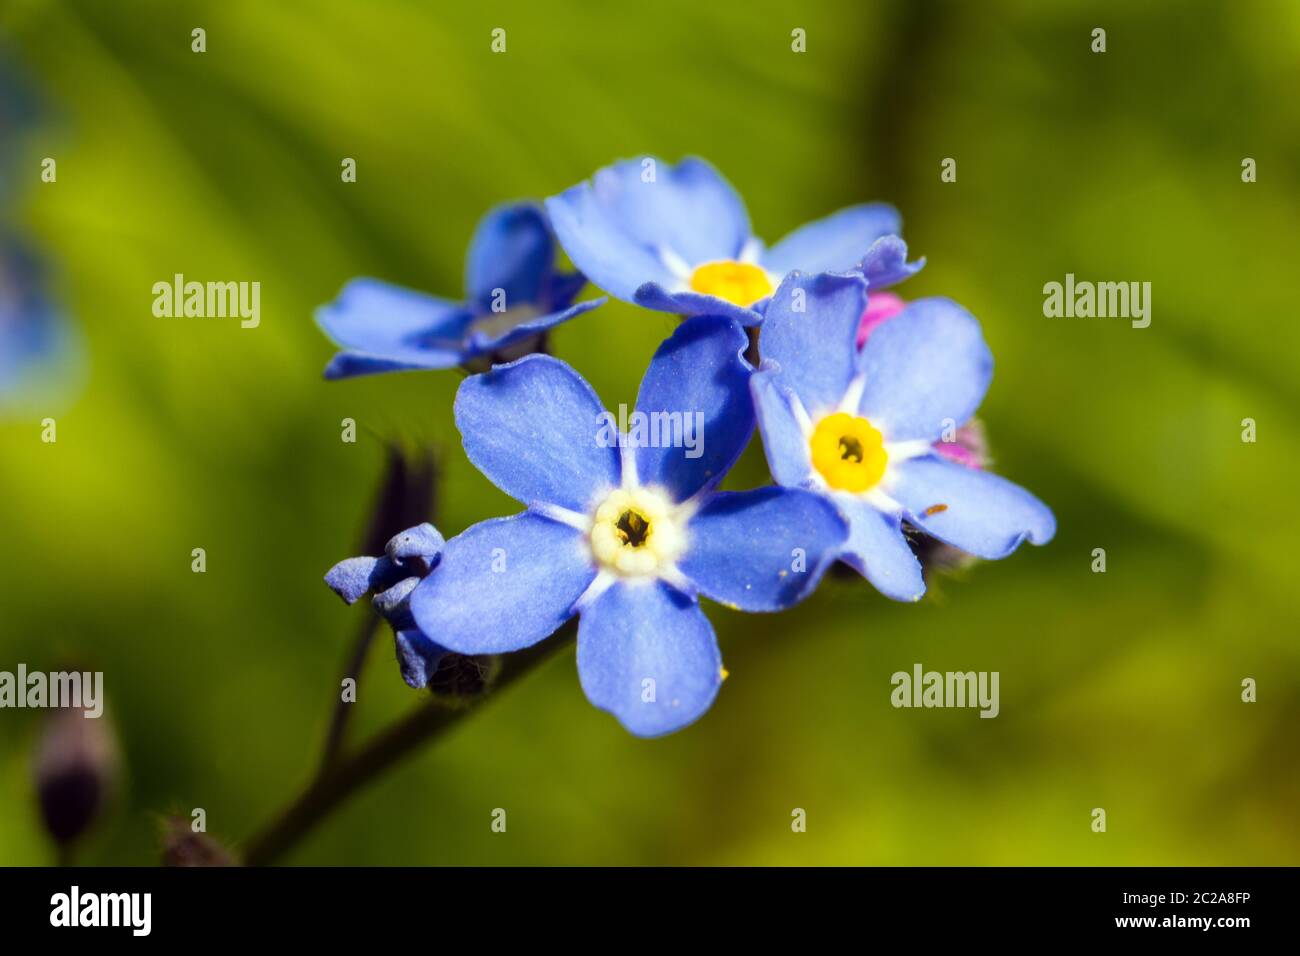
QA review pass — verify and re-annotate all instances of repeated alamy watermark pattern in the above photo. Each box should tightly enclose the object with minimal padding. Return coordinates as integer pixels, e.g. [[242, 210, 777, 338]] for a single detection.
[[0, 665, 104, 717], [152, 273, 260, 328], [1043, 273, 1150, 328], [595, 403, 705, 459], [891, 663, 999, 718]]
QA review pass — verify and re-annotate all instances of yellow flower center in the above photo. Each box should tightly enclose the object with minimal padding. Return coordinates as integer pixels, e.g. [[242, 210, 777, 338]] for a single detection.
[[810, 412, 888, 492], [688, 260, 774, 307], [589, 488, 685, 577]]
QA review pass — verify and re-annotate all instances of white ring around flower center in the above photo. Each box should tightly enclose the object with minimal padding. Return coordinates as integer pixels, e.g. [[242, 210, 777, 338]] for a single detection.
[[589, 486, 687, 578], [786, 376, 935, 515]]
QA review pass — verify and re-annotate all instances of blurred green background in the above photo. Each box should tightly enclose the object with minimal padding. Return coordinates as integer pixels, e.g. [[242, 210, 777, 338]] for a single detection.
[[1, 0, 1298, 865]]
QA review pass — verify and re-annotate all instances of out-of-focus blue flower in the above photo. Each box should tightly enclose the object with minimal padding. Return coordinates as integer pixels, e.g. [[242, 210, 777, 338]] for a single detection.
[[408, 317, 848, 736], [545, 156, 923, 327], [751, 272, 1055, 602], [316, 203, 605, 379], [325, 523, 449, 688], [0, 235, 75, 406], [1, 57, 81, 411]]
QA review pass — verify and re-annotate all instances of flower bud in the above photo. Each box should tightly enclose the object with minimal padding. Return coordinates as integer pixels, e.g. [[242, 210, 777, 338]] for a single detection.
[[33, 700, 119, 849]]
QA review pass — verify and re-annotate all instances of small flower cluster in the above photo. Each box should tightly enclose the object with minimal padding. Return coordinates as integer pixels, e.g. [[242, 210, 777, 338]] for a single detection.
[[319, 157, 1054, 737]]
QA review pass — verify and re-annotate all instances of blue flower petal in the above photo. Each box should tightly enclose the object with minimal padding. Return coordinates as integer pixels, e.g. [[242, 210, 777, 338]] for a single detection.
[[761, 203, 901, 276], [462, 297, 605, 357], [889, 455, 1056, 559], [463, 202, 555, 310], [857, 297, 992, 442], [455, 354, 622, 511], [373, 576, 419, 619], [546, 157, 750, 301], [859, 235, 925, 289], [324, 556, 385, 604], [315, 278, 472, 357], [385, 523, 445, 564], [576, 580, 722, 737], [758, 271, 867, 415], [631, 282, 764, 327], [750, 371, 814, 487], [394, 629, 450, 689], [836, 498, 926, 602], [323, 348, 463, 380], [599, 156, 751, 266], [546, 270, 590, 311], [679, 488, 847, 611], [409, 512, 596, 654], [545, 193, 676, 301], [632, 316, 753, 502]]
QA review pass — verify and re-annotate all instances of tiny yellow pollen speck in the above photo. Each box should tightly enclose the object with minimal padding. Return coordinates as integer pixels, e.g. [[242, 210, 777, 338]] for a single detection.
[[720, 667, 730, 681]]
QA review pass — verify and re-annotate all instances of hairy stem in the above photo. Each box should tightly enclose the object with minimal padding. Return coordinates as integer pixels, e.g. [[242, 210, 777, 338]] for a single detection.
[[241, 622, 575, 867]]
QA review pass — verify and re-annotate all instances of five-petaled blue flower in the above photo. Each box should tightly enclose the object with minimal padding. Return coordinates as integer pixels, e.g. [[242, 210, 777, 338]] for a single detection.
[[544, 156, 923, 327], [325, 523, 451, 688], [316, 203, 605, 379], [751, 271, 1055, 602], [407, 316, 849, 736]]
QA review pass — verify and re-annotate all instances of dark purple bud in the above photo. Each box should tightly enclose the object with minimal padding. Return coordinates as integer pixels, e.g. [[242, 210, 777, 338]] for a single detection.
[[33, 701, 118, 848]]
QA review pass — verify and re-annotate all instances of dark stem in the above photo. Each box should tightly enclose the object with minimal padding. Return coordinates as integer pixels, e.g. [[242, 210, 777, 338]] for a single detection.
[[313, 444, 438, 776], [315, 610, 384, 778], [240, 621, 575, 867]]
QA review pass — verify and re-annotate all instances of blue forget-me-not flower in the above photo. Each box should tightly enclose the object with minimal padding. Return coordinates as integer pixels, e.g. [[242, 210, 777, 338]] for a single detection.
[[751, 271, 1055, 602], [407, 316, 849, 736], [316, 203, 605, 379], [544, 156, 923, 327]]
